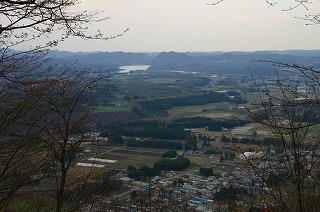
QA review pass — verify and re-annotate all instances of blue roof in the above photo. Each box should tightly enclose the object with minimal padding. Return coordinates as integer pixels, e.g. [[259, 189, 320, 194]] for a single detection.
[[140, 185, 158, 192]]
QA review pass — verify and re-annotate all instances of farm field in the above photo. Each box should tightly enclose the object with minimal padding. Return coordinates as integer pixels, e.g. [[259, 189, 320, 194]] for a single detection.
[[167, 102, 247, 120], [77, 69, 280, 191], [93, 106, 131, 113], [79, 145, 171, 170]]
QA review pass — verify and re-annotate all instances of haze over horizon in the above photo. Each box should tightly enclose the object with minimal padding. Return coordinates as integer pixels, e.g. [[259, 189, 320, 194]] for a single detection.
[[18, 0, 320, 53], [49, 49, 320, 54]]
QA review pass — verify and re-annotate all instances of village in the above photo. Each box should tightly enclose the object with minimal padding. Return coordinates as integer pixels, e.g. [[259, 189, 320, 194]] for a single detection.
[[75, 130, 292, 212]]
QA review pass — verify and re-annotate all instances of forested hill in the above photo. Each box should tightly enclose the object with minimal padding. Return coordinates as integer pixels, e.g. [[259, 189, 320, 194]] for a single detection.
[[148, 51, 320, 75], [45, 50, 320, 75], [47, 51, 153, 71]]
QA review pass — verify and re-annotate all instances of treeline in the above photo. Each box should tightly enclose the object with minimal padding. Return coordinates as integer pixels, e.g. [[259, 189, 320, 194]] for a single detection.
[[163, 150, 178, 158], [127, 139, 183, 150], [127, 165, 160, 180], [184, 135, 198, 151], [153, 156, 191, 171], [126, 156, 191, 181], [175, 116, 248, 131], [138, 92, 246, 110], [221, 135, 283, 146], [101, 121, 191, 140], [200, 167, 214, 176], [220, 152, 236, 161]]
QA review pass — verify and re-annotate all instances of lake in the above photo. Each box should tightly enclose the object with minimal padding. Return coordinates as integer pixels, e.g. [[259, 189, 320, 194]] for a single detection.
[[119, 65, 150, 73]]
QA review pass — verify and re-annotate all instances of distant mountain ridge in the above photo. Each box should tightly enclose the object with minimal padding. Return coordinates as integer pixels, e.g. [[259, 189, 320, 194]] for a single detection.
[[66, 51, 152, 66], [149, 51, 320, 75], [47, 51, 152, 71], [45, 49, 320, 75]]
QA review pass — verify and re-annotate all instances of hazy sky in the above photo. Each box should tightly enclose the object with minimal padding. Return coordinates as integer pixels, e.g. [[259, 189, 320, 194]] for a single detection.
[[53, 0, 320, 52]]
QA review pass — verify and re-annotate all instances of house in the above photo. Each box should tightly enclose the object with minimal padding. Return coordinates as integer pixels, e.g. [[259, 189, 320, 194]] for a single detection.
[[186, 150, 195, 154], [140, 185, 158, 193], [239, 151, 256, 159], [152, 176, 161, 182], [195, 202, 216, 211]]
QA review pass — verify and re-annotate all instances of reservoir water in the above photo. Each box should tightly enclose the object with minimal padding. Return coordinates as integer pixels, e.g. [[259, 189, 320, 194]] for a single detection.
[[119, 65, 150, 74]]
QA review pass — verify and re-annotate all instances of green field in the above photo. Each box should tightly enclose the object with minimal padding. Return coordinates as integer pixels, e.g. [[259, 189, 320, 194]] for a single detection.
[[120, 155, 162, 167], [89, 167, 109, 178], [184, 154, 212, 164], [93, 106, 131, 113]]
